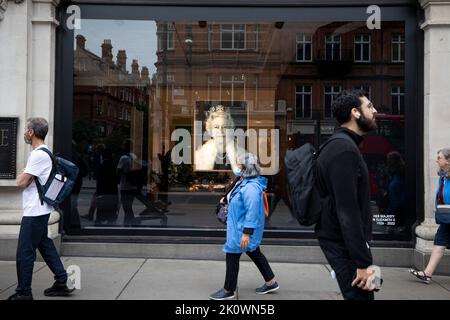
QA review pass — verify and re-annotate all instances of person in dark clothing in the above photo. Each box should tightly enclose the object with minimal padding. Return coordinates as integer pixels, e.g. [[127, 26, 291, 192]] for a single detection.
[[70, 141, 88, 229], [315, 89, 378, 300], [94, 148, 119, 225]]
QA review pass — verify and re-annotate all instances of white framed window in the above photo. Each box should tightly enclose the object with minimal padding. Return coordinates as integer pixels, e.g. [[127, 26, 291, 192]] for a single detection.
[[325, 34, 341, 61], [392, 33, 405, 62], [295, 85, 312, 119], [220, 75, 246, 103], [96, 100, 103, 116], [354, 34, 371, 62], [253, 24, 259, 51], [296, 33, 312, 62], [167, 23, 175, 50], [391, 86, 404, 114], [220, 24, 246, 50], [207, 75, 213, 102], [167, 74, 174, 83], [108, 103, 113, 117], [324, 85, 342, 118], [354, 85, 372, 100], [208, 25, 213, 51]]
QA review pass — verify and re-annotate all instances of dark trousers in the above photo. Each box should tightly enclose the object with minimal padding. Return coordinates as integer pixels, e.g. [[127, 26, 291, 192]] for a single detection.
[[224, 247, 275, 292], [16, 214, 67, 295], [120, 190, 137, 222], [318, 238, 374, 300]]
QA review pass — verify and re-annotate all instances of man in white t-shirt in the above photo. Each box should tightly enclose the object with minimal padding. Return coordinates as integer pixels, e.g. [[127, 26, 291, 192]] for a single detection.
[[7, 117, 74, 300]]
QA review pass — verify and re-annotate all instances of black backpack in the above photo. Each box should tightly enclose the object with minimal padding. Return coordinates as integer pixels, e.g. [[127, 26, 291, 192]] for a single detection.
[[284, 132, 353, 226], [34, 148, 80, 208]]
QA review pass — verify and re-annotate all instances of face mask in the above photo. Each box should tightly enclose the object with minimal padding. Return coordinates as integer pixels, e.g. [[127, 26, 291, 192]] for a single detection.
[[233, 167, 241, 177], [24, 134, 32, 145]]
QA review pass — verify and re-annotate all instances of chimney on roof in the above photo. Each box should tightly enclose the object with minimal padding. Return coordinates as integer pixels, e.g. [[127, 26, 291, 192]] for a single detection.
[[141, 66, 150, 83], [131, 59, 140, 78], [76, 35, 86, 50], [117, 50, 127, 72], [101, 39, 113, 65]]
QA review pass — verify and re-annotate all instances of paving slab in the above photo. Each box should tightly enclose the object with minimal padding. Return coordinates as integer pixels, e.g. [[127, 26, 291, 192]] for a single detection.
[[0, 257, 144, 300]]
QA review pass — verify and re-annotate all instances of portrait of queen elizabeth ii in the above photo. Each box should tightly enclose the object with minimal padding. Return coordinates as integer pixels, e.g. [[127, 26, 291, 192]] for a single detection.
[[194, 105, 246, 172]]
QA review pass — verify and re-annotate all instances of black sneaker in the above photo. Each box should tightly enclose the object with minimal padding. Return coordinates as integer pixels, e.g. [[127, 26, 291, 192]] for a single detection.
[[7, 293, 33, 300], [255, 281, 279, 295], [209, 288, 235, 300], [44, 282, 75, 297]]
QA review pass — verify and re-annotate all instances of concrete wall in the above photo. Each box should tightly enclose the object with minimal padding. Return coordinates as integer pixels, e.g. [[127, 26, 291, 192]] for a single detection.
[[0, 0, 60, 260]]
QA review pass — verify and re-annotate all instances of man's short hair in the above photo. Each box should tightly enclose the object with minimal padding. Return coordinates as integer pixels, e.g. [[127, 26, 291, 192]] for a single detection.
[[331, 89, 366, 124], [26, 117, 49, 140]]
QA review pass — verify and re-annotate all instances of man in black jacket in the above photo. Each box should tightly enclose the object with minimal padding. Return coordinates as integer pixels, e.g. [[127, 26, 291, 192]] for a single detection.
[[315, 89, 378, 300]]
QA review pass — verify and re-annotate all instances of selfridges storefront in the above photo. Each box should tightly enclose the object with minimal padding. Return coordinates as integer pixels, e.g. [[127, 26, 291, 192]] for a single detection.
[[55, 0, 423, 245]]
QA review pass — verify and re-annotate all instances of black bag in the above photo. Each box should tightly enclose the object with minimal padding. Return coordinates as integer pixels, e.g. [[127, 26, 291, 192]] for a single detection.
[[215, 177, 241, 225], [284, 133, 353, 226], [216, 203, 228, 225], [34, 148, 80, 208]]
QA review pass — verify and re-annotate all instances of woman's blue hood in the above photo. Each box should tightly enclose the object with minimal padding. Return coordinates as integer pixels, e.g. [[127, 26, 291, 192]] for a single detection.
[[241, 176, 268, 191]]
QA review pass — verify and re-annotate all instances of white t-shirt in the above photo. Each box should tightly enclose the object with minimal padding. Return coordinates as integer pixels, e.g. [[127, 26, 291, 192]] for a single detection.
[[22, 145, 54, 216]]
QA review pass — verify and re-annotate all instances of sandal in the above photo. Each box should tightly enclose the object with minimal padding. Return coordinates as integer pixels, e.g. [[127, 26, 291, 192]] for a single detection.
[[409, 268, 432, 284]]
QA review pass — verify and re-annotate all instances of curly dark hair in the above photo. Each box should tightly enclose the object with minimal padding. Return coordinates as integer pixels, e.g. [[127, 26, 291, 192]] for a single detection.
[[331, 89, 366, 124]]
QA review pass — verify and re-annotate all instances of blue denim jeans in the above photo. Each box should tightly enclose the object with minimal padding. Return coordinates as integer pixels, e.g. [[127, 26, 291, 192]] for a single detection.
[[16, 214, 67, 295]]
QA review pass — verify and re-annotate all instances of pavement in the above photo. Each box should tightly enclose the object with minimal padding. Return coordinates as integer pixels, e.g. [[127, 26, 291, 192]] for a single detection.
[[1, 256, 450, 300]]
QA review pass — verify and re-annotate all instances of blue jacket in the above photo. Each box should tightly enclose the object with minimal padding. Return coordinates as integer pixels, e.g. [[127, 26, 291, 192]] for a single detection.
[[436, 174, 450, 206], [224, 176, 268, 254]]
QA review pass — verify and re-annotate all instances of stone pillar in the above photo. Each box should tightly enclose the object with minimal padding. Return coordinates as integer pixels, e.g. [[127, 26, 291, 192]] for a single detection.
[[0, 0, 61, 260], [415, 0, 450, 271]]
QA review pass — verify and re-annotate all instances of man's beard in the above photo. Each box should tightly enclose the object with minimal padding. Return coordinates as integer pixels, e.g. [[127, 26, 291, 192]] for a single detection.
[[356, 112, 377, 133]]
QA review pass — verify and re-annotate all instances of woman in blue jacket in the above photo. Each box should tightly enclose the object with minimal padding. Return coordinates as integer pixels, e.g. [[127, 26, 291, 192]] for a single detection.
[[209, 153, 279, 300], [410, 148, 450, 283]]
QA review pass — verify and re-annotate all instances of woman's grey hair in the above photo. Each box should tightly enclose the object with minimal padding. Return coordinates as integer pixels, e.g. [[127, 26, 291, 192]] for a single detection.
[[237, 153, 261, 178], [26, 117, 48, 140], [437, 148, 450, 178]]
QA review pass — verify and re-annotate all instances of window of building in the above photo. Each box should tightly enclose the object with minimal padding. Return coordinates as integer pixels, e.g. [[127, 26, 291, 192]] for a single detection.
[[354, 85, 372, 100], [208, 24, 213, 51], [392, 33, 405, 62], [296, 33, 312, 62], [354, 34, 370, 62], [325, 34, 341, 61], [295, 85, 312, 119], [324, 85, 341, 118], [221, 24, 246, 50], [391, 86, 405, 114], [220, 75, 246, 103], [97, 100, 103, 116], [253, 24, 259, 51], [167, 23, 175, 50]]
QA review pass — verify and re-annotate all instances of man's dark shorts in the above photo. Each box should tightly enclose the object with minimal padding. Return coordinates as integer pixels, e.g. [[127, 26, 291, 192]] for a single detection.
[[434, 224, 450, 248]]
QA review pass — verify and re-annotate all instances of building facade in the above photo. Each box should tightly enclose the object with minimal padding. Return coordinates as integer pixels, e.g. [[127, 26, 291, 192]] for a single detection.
[[0, 0, 449, 271]]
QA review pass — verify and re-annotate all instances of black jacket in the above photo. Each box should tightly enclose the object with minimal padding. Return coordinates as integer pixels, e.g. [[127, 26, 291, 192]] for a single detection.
[[314, 127, 373, 268]]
